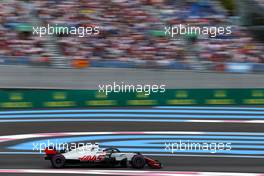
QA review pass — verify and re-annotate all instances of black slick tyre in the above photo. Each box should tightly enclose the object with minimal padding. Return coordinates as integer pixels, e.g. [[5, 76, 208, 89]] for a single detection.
[[51, 154, 65, 168], [131, 155, 145, 169]]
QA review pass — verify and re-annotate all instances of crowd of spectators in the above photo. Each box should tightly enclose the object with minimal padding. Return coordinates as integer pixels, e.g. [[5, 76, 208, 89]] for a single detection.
[[0, 0, 263, 69], [0, 0, 50, 65]]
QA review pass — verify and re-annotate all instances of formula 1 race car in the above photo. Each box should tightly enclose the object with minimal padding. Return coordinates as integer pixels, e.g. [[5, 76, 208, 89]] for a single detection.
[[44, 143, 162, 169]]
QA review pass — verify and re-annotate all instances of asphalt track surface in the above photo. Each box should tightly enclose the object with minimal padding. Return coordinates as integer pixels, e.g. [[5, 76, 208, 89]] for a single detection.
[[1, 106, 264, 176], [1, 66, 264, 89]]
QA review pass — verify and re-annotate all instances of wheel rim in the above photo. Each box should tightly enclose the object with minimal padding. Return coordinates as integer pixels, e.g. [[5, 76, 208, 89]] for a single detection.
[[135, 158, 144, 166], [55, 158, 62, 164]]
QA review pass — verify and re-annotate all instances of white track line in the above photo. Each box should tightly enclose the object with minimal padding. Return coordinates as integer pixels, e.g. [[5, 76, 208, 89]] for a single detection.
[[2, 119, 264, 124], [3, 131, 264, 143], [0, 169, 262, 176]]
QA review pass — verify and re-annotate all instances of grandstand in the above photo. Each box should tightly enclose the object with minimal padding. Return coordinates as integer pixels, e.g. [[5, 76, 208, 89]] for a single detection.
[[0, 0, 263, 72]]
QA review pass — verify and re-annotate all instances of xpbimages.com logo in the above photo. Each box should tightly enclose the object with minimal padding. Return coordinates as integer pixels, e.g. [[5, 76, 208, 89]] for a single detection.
[[32, 140, 95, 153], [164, 141, 232, 154], [165, 24, 232, 38], [32, 24, 100, 37], [98, 82, 166, 95]]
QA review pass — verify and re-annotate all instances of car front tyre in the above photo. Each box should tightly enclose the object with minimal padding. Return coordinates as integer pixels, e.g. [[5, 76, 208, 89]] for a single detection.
[[131, 155, 145, 169]]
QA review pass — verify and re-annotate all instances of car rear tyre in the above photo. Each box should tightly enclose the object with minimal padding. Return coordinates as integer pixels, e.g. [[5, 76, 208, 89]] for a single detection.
[[131, 155, 145, 169], [51, 154, 65, 168]]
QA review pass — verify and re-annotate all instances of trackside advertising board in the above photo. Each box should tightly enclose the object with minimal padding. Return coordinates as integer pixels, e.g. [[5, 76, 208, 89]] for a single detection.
[[0, 89, 263, 109]]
